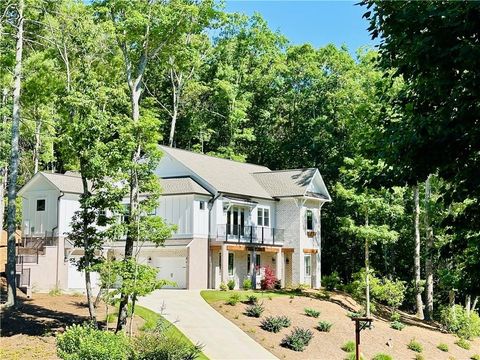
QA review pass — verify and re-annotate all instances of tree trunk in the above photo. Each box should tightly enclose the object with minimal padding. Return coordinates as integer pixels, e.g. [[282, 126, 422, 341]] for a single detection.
[[424, 175, 434, 320], [414, 185, 424, 319], [449, 290, 455, 307], [116, 82, 142, 332], [466, 295, 471, 315], [80, 172, 97, 326], [1, 89, 7, 232], [6, 0, 24, 308], [168, 66, 183, 147], [33, 116, 42, 174], [472, 296, 478, 312], [365, 214, 370, 318]]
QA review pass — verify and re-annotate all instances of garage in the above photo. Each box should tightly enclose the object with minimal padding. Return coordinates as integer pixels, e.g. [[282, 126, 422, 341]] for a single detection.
[[151, 255, 187, 289]]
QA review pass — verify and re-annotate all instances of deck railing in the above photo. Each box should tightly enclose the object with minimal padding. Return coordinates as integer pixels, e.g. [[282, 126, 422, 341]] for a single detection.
[[216, 224, 284, 246]]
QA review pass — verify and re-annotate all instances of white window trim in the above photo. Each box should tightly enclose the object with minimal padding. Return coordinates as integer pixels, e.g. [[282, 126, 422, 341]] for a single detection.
[[304, 254, 312, 277], [257, 206, 270, 227], [306, 209, 314, 231]]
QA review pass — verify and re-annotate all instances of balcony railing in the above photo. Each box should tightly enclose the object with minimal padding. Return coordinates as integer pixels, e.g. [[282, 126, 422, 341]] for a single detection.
[[216, 224, 284, 246]]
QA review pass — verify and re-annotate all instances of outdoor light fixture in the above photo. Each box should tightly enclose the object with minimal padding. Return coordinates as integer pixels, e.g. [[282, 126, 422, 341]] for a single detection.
[[272, 257, 275, 263], [285, 258, 289, 264]]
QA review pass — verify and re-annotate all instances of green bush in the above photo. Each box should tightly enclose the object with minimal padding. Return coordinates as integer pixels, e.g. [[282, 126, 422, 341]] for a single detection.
[[390, 311, 401, 322], [281, 327, 314, 352], [242, 279, 252, 290], [304, 308, 320, 318], [407, 339, 423, 353], [56, 324, 131, 360], [470, 354, 480, 360], [341, 340, 355, 352], [246, 295, 258, 304], [437, 343, 449, 352], [226, 294, 241, 306], [316, 320, 333, 332], [347, 311, 364, 319], [219, 282, 228, 291], [261, 316, 290, 333], [134, 332, 203, 360], [440, 305, 480, 339], [390, 320, 406, 331], [227, 279, 235, 290], [372, 354, 393, 360], [414, 355, 425, 360], [245, 303, 264, 318], [454, 338, 471, 350], [323, 271, 340, 291], [344, 352, 365, 360]]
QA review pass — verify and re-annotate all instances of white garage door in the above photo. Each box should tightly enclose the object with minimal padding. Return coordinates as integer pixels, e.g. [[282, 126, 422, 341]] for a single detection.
[[152, 256, 187, 289]]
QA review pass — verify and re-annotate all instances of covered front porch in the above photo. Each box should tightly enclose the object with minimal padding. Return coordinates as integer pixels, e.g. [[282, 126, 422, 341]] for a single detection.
[[210, 244, 293, 289]]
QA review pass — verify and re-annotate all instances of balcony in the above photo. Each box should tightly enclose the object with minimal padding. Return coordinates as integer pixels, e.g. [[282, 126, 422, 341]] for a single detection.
[[216, 224, 284, 246]]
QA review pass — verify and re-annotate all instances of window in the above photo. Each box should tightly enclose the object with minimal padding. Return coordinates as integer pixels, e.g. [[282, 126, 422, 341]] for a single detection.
[[247, 254, 251, 274], [257, 207, 270, 227], [256, 254, 261, 275], [199, 201, 206, 210], [306, 210, 313, 231], [247, 254, 261, 275], [228, 253, 234, 276], [97, 210, 107, 227], [304, 255, 312, 277], [36, 199, 45, 211], [120, 204, 130, 224]]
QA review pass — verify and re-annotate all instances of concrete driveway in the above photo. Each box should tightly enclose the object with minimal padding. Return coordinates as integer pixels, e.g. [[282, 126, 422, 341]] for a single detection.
[[139, 290, 278, 360]]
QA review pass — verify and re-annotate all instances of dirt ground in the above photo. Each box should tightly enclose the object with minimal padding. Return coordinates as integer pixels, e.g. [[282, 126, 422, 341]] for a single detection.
[[0, 282, 142, 360], [211, 291, 480, 360]]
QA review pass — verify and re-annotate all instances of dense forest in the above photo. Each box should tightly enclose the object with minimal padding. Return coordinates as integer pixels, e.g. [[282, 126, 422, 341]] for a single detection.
[[0, 0, 479, 331]]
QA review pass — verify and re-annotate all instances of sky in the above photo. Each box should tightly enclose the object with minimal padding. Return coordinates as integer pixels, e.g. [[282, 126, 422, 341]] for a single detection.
[[223, 0, 376, 53]]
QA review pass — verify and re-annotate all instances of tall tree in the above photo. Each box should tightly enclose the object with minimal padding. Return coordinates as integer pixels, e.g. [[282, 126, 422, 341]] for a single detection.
[[424, 175, 434, 320], [413, 185, 424, 319]]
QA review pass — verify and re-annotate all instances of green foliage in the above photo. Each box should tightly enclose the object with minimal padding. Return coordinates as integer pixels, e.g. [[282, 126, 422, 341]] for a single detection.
[[242, 279, 252, 290], [226, 294, 241, 306], [414, 355, 425, 360], [134, 332, 203, 360], [49, 287, 62, 297], [390, 311, 401, 322], [372, 354, 393, 360], [227, 279, 235, 290], [219, 282, 228, 291], [260, 316, 290, 333], [246, 295, 258, 304], [281, 327, 314, 352], [304, 308, 320, 318], [407, 339, 423, 353], [440, 305, 480, 339], [323, 271, 341, 291], [56, 324, 131, 360], [344, 353, 365, 360], [454, 338, 471, 350], [316, 320, 333, 332], [390, 321, 405, 331], [437, 343, 449, 352], [471, 354, 480, 360], [341, 341, 355, 353], [245, 303, 264, 318]]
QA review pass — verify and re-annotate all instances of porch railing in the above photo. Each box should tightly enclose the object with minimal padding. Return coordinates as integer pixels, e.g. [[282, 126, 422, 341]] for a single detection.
[[216, 224, 284, 246]]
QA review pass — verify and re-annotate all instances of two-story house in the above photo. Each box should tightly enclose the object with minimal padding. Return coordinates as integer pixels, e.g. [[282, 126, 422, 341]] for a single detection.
[[15, 146, 331, 292]]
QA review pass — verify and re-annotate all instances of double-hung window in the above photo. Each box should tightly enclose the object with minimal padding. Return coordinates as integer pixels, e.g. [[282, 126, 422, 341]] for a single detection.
[[228, 253, 234, 276], [306, 210, 313, 231], [257, 207, 270, 227], [304, 254, 312, 277], [247, 253, 261, 275]]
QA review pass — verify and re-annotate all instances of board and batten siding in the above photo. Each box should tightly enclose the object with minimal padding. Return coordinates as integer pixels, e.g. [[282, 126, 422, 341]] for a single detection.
[[157, 195, 194, 238], [58, 194, 81, 236], [22, 188, 59, 236]]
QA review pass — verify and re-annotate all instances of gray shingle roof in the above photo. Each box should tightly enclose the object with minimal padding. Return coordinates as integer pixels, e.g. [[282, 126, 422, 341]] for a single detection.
[[160, 146, 273, 199], [160, 177, 211, 196], [41, 172, 87, 194], [252, 169, 317, 198]]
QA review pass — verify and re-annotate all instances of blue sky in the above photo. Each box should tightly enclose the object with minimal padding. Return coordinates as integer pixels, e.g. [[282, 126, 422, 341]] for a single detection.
[[223, 0, 376, 53]]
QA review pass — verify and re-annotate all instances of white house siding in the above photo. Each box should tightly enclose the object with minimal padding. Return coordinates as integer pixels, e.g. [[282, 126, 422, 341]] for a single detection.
[[192, 195, 210, 237], [22, 186, 59, 236], [158, 195, 194, 237], [58, 194, 81, 236]]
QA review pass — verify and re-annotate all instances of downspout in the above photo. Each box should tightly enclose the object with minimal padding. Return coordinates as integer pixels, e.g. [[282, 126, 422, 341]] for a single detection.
[[207, 192, 221, 289], [52, 191, 64, 288]]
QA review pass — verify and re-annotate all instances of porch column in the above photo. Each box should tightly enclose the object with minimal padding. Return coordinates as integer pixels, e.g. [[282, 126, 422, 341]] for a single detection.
[[221, 243, 228, 284], [313, 251, 321, 289], [275, 248, 283, 287]]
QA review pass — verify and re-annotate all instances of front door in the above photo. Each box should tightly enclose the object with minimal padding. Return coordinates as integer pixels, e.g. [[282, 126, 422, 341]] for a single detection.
[[227, 206, 248, 238]]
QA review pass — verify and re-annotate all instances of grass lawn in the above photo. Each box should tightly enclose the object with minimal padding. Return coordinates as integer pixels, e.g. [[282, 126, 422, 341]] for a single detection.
[[200, 289, 288, 304]]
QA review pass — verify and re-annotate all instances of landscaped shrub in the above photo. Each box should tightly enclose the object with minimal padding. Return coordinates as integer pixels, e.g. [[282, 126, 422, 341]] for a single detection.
[[56, 324, 131, 360], [437, 343, 449, 352], [390, 311, 401, 322], [281, 327, 314, 352], [242, 279, 252, 290], [341, 340, 355, 352], [226, 294, 241, 306], [407, 338, 423, 353], [323, 271, 340, 291], [219, 282, 228, 291], [260, 266, 277, 290], [347, 311, 364, 319], [274, 279, 282, 290], [390, 320, 406, 331], [471, 354, 480, 360], [440, 305, 480, 339], [454, 338, 471, 350], [372, 354, 393, 360], [316, 320, 333, 332], [246, 295, 258, 304], [227, 279, 235, 290], [414, 355, 425, 360], [245, 303, 264, 318], [261, 316, 290, 333], [134, 331, 203, 360], [344, 353, 365, 360], [304, 308, 320, 318]]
